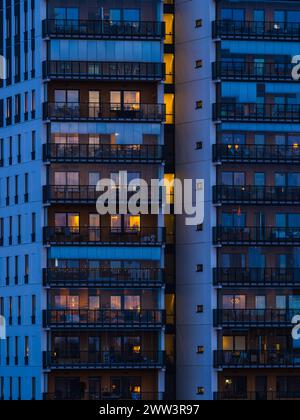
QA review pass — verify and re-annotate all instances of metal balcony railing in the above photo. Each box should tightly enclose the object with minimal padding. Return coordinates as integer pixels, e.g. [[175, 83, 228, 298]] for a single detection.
[[213, 144, 300, 164], [213, 61, 294, 82], [43, 227, 165, 246], [43, 185, 162, 205], [43, 143, 164, 164], [213, 226, 300, 246], [214, 309, 299, 327], [43, 102, 166, 123], [43, 392, 164, 401], [43, 19, 165, 40], [43, 351, 165, 369], [43, 267, 165, 288], [214, 350, 300, 368], [213, 20, 300, 40], [43, 60, 165, 81], [213, 268, 300, 288], [213, 185, 300, 205], [213, 103, 300, 123], [43, 309, 165, 329], [214, 392, 300, 401]]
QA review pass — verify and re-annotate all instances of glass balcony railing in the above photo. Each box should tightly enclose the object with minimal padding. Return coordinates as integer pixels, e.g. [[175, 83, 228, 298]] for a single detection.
[[43, 102, 166, 123], [213, 268, 300, 288], [213, 20, 300, 40], [213, 61, 294, 82], [43, 19, 165, 40], [213, 226, 300, 245], [43, 227, 165, 246], [214, 309, 299, 327], [43, 351, 165, 369], [43, 61, 165, 81], [213, 185, 300, 205], [43, 143, 164, 164], [43, 309, 165, 329], [213, 144, 300, 164], [43, 267, 165, 288], [214, 350, 300, 368], [213, 103, 300, 123]]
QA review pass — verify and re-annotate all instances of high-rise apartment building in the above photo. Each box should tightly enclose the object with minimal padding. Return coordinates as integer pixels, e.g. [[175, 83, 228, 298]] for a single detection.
[[0, 0, 175, 400], [1, 0, 300, 402], [176, 0, 300, 401]]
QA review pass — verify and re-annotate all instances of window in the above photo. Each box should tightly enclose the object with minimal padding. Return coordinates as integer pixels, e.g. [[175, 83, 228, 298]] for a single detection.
[[31, 378, 36, 401], [55, 90, 79, 105], [110, 91, 140, 111], [221, 8, 245, 21], [54, 295, 79, 310], [255, 296, 266, 309], [110, 215, 141, 233], [31, 131, 36, 160], [89, 172, 100, 186], [222, 336, 246, 351], [222, 295, 246, 309], [25, 255, 29, 283], [54, 213, 80, 231], [31, 90, 36, 116], [54, 172, 79, 186], [6, 97, 12, 124], [31, 213, 36, 242], [221, 172, 245, 186], [24, 173, 29, 201], [15, 95, 21, 123], [31, 295, 36, 324]]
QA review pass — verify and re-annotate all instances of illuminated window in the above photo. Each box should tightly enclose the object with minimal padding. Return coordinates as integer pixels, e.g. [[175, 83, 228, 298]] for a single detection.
[[164, 14, 174, 44], [164, 93, 174, 124], [164, 174, 175, 204], [125, 215, 141, 233], [110, 91, 140, 111], [111, 296, 121, 310], [124, 296, 141, 310], [164, 54, 174, 84]]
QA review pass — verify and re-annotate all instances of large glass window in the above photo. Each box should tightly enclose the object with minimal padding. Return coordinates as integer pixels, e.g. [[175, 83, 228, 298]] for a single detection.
[[222, 295, 246, 309], [54, 172, 79, 186]]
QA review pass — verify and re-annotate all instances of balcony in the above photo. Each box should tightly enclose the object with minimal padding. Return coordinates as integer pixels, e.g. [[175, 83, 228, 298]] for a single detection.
[[213, 144, 300, 164], [43, 143, 164, 164], [43, 351, 165, 370], [43, 61, 165, 81], [43, 392, 164, 401], [213, 226, 300, 246], [213, 103, 300, 123], [213, 185, 300, 205], [43, 185, 161, 206], [213, 268, 300, 288], [214, 350, 300, 369], [43, 267, 165, 288], [214, 392, 300, 401], [214, 309, 299, 328], [43, 102, 166, 123], [43, 19, 165, 40], [43, 309, 165, 329], [43, 227, 165, 246], [213, 61, 294, 82], [213, 20, 300, 40]]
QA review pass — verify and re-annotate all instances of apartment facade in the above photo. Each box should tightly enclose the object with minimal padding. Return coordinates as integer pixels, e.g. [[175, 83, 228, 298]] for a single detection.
[[0, 0, 175, 400], [176, 0, 300, 400]]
